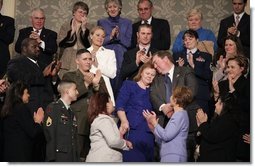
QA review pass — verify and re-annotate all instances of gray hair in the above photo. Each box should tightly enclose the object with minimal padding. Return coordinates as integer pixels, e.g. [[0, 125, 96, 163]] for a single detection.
[[31, 8, 45, 18], [104, 0, 122, 10]]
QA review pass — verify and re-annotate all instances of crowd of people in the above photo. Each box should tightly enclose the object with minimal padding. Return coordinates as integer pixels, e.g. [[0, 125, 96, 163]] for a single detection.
[[0, 0, 250, 163]]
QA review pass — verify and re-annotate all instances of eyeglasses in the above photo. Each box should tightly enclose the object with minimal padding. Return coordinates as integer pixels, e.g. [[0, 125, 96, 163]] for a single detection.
[[138, 7, 150, 12]]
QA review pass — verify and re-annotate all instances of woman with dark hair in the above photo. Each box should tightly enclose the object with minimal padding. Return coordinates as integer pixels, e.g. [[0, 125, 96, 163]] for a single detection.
[[213, 56, 250, 161], [116, 62, 156, 162], [196, 95, 239, 162], [1, 81, 44, 162], [86, 92, 132, 162], [213, 35, 246, 82], [173, 29, 212, 117]]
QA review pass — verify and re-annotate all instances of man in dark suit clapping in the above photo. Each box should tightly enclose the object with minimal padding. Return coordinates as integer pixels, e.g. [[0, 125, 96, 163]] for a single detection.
[[119, 24, 157, 96], [217, 0, 250, 58], [130, 0, 171, 50], [15, 8, 57, 68]]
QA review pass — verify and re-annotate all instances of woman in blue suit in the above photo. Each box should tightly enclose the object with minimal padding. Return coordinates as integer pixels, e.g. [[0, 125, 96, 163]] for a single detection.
[[143, 86, 192, 162], [97, 0, 132, 97]]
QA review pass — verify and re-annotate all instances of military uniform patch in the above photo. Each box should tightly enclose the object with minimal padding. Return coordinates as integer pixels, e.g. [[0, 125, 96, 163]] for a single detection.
[[46, 117, 52, 127]]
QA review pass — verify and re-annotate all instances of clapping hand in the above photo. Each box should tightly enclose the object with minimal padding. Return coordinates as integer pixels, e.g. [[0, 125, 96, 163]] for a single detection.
[[34, 107, 44, 124], [196, 108, 208, 127], [81, 16, 88, 32], [92, 69, 102, 85], [177, 57, 185, 67], [0, 79, 9, 93]]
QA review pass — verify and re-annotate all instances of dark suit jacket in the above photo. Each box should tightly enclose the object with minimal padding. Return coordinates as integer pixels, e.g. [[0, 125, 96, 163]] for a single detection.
[[7, 56, 54, 113], [150, 66, 198, 126], [3, 103, 43, 162], [0, 14, 15, 78], [131, 17, 171, 50], [120, 46, 158, 81], [15, 27, 58, 68], [173, 50, 212, 101], [62, 70, 108, 136], [198, 112, 239, 162], [217, 13, 250, 58]]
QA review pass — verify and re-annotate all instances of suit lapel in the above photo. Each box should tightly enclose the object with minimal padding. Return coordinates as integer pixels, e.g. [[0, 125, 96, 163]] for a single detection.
[[157, 74, 166, 101], [24, 57, 41, 72], [172, 67, 180, 89], [40, 27, 46, 41]]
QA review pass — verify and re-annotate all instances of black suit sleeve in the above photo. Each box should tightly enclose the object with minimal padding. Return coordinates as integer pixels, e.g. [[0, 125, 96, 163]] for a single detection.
[[0, 16, 15, 45], [16, 104, 43, 139], [43, 30, 58, 55], [80, 29, 90, 48], [15, 29, 30, 53], [217, 19, 229, 49], [151, 19, 171, 50], [119, 50, 140, 80]]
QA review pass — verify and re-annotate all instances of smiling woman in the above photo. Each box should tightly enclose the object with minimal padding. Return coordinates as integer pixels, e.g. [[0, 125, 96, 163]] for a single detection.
[[58, 1, 91, 79], [97, 0, 133, 98]]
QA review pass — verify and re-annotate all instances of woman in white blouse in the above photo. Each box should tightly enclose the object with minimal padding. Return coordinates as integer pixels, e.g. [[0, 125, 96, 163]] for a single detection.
[[88, 26, 117, 105]]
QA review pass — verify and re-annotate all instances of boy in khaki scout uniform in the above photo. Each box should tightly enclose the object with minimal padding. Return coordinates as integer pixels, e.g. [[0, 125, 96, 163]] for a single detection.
[[43, 80, 79, 162]]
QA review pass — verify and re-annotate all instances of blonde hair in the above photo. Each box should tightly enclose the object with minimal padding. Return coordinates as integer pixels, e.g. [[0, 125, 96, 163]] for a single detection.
[[187, 8, 203, 20], [90, 26, 106, 36]]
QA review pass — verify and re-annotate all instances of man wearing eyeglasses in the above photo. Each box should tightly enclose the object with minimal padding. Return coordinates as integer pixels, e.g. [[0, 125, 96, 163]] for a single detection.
[[15, 8, 57, 69], [130, 0, 171, 50]]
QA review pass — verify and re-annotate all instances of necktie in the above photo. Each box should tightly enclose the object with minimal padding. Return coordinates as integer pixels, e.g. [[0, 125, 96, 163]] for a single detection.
[[141, 48, 146, 54], [164, 73, 172, 103], [144, 20, 148, 24], [235, 15, 240, 26]]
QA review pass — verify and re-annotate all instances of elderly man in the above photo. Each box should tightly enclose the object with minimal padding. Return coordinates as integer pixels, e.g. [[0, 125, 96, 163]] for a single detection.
[[130, 0, 170, 50], [15, 8, 57, 68]]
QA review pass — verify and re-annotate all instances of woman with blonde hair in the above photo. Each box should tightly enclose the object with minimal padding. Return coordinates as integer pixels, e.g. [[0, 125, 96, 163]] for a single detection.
[[87, 26, 117, 106], [172, 8, 217, 55]]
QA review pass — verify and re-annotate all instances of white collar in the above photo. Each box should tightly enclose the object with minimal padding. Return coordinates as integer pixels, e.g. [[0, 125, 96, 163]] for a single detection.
[[87, 46, 105, 52], [33, 28, 42, 34], [167, 65, 175, 81], [187, 48, 197, 54], [27, 57, 38, 65], [60, 98, 70, 110], [142, 16, 152, 24], [234, 12, 244, 20], [139, 44, 150, 54]]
